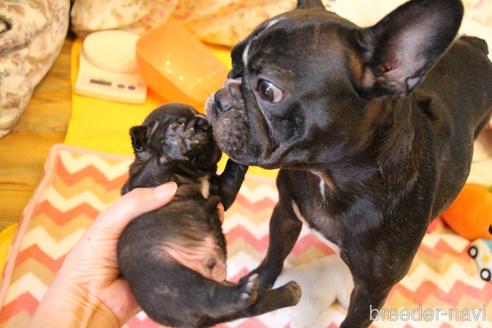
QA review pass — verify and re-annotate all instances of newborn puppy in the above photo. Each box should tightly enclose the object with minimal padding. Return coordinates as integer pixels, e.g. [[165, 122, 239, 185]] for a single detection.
[[117, 104, 301, 328]]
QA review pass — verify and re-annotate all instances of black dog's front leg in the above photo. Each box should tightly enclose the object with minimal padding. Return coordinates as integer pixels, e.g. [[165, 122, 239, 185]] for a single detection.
[[217, 160, 248, 210], [243, 197, 303, 288]]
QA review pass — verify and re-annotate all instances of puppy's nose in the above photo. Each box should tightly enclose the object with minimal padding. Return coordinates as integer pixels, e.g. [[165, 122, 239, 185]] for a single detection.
[[214, 92, 231, 113]]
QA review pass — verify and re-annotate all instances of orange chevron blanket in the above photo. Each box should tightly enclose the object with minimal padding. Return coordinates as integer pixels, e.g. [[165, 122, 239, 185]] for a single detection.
[[0, 145, 490, 327]]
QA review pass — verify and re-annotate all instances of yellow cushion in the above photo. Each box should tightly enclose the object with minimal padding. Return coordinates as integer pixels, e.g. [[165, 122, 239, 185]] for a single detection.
[[0, 224, 18, 276]]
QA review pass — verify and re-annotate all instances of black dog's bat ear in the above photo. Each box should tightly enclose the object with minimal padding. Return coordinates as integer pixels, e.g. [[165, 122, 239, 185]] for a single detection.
[[297, 0, 325, 10], [356, 0, 463, 98], [229, 38, 248, 78], [130, 125, 148, 153]]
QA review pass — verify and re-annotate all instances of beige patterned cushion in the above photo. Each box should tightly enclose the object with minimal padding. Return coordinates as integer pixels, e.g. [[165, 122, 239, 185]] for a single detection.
[[0, 0, 69, 138], [71, 0, 178, 36], [71, 0, 335, 46], [463, 0, 492, 27]]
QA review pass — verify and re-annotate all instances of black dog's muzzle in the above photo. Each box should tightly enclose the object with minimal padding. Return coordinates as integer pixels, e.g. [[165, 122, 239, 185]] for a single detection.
[[213, 79, 243, 114]]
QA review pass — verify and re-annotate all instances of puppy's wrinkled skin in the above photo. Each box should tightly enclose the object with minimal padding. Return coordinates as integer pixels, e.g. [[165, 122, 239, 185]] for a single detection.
[[207, 0, 492, 327], [117, 104, 301, 328]]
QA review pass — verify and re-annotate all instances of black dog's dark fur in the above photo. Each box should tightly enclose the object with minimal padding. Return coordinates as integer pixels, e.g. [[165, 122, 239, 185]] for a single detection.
[[207, 0, 492, 327], [117, 104, 301, 328]]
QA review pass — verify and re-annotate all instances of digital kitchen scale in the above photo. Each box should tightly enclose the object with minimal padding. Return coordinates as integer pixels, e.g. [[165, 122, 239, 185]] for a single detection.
[[75, 30, 147, 104]]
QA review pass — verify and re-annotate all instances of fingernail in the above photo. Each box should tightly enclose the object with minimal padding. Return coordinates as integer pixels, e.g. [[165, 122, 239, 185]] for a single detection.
[[154, 182, 177, 200]]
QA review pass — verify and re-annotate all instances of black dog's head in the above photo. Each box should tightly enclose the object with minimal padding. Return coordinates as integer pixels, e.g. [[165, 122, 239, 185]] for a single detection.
[[207, 0, 463, 169], [123, 103, 221, 194]]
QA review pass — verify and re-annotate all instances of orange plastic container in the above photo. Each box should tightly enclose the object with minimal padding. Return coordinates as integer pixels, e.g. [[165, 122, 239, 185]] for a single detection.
[[136, 21, 229, 111]]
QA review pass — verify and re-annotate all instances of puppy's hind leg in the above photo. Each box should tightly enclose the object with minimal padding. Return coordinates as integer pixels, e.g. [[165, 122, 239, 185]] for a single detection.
[[202, 279, 302, 327], [133, 260, 264, 327], [196, 274, 301, 326]]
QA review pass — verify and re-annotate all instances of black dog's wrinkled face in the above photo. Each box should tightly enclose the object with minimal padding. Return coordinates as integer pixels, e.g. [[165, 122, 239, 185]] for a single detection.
[[206, 0, 463, 168], [207, 9, 359, 169], [123, 104, 221, 193]]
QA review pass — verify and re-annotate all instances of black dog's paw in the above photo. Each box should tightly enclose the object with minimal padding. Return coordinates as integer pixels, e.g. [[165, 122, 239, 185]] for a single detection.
[[238, 273, 259, 306], [238, 266, 278, 289], [161, 116, 211, 164]]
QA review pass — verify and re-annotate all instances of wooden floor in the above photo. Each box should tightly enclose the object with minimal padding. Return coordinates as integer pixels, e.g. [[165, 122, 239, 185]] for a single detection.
[[0, 40, 73, 230]]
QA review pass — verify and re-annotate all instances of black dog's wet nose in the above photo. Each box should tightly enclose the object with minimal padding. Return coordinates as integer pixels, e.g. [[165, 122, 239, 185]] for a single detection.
[[214, 92, 231, 113]]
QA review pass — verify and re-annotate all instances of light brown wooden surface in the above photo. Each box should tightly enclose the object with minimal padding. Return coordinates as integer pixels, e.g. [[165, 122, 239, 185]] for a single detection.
[[0, 40, 73, 230]]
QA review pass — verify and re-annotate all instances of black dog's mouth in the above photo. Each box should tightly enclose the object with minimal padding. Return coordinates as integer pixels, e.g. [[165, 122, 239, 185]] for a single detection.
[[206, 94, 303, 169], [207, 91, 276, 165]]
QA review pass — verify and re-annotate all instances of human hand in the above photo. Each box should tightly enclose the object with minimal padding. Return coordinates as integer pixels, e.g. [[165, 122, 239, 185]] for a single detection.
[[30, 182, 177, 328]]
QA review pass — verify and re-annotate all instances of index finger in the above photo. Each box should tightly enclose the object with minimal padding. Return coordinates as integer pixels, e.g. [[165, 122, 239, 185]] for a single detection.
[[91, 182, 177, 236]]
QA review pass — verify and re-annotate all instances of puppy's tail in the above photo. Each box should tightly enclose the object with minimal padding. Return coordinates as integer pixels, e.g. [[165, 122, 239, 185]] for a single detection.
[[460, 35, 489, 55]]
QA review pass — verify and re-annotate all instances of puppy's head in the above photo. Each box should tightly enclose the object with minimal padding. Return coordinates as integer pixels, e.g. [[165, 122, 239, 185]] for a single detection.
[[123, 104, 221, 194], [207, 0, 463, 168]]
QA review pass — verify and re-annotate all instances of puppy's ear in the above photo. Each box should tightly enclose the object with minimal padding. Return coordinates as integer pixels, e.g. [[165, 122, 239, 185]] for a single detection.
[[130, 125, 148, 153], [356, 0, 463, 98], [297, 0, 325, 10]]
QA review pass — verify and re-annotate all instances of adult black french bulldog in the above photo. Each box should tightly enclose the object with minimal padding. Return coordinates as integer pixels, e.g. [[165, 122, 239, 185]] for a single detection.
[[117, 104, 301, 328], [207, 0, 492, 327]]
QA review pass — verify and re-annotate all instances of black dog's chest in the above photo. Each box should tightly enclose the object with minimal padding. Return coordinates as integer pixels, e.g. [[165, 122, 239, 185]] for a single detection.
[[285, 171, 342, 244]]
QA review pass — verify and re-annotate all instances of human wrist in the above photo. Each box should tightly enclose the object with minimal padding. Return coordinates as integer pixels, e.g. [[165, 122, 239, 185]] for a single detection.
[[30, 281, 120, 328]]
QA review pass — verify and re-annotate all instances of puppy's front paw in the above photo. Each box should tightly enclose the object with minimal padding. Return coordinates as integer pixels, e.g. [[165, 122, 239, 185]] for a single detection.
[[162, 117, 211, 163], [187, 116, 211, 148]]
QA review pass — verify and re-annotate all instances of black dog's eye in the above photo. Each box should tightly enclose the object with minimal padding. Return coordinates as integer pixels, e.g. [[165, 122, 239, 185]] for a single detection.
[[257, 79, 283, 103]]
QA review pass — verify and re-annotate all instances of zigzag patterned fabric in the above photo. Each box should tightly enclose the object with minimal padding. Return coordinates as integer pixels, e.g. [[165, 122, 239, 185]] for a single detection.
[[0, 145, 490, 328]]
